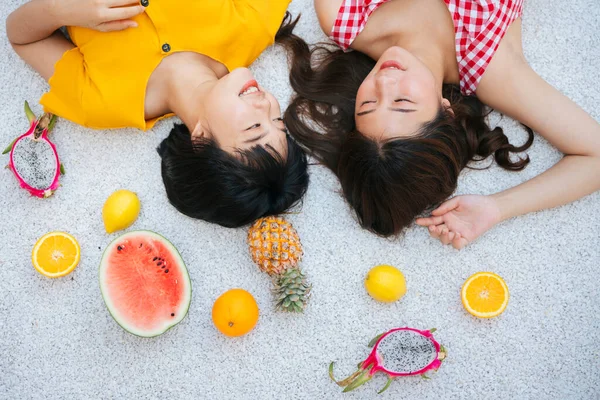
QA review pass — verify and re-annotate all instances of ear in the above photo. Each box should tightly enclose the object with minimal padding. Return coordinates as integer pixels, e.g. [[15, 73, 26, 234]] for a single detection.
[[441, 98, 454, 117]]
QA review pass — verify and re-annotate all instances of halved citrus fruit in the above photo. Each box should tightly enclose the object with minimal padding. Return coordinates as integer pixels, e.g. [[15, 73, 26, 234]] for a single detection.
[[461, 272, 509, 318], [32, 232, 81, 278]]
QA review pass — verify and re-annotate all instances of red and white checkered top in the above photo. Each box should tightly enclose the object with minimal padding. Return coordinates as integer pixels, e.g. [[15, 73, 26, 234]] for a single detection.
[[330, 0, 524, 95]]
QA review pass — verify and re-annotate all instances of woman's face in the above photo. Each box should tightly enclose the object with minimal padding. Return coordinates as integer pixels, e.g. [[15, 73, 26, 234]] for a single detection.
[[198, 68, 288, 156], [355, 46, 443, 140]]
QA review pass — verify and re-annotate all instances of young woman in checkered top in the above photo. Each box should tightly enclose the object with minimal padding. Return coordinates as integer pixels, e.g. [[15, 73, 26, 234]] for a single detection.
[[283, 0, 600, 249]]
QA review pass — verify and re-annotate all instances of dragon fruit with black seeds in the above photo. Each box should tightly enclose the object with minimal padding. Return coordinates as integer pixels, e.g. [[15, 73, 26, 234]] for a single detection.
[[329, 327, 446, 394], [3, 102, 63, 198]]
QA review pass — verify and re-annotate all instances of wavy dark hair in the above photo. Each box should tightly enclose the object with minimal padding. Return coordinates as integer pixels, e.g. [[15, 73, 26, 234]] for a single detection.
[[158, 13, 309, 228], [282, 37, 533, 236]]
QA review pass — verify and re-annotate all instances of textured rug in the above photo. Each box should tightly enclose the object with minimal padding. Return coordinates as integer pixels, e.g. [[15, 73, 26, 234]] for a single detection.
[[1, 0, 599, 398]]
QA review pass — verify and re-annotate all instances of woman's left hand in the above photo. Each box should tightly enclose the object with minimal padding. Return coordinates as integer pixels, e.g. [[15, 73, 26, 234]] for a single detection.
[[415, 195, 502, 250]]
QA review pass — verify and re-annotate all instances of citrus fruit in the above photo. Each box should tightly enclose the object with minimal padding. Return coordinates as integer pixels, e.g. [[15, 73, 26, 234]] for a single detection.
[[102, 189, 141, 233], [32, 232, 81, 278], [461, 272, 509, 318], [364, 264, 407, 303], [212, 289, 259, 337]]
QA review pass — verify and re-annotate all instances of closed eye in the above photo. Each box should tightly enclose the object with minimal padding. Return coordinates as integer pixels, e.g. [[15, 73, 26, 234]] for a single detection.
[[273, 117, 288, 134], [394, 98, 413, 104], [245, 123, 261, 131], [360, 100, 376, 107]]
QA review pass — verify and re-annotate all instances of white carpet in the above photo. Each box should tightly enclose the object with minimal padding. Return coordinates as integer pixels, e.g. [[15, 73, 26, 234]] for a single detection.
[[1, 1, 599, 399]]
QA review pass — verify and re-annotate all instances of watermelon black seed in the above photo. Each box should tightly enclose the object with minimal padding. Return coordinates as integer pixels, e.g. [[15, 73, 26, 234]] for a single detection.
[[161, 265, 165, 269], [117, 246, 123, 251], [157, 261, 163, 266], [165, 269, 169, 273], [153, 257, 158, 261], [139, 243, 143, 248], [171, 313, 175, 317]]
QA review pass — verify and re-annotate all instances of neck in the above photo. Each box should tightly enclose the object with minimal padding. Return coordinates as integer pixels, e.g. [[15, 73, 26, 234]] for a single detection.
[[164, 54, 226, 132], [402, 43, 447, 94], [353, 0, 459, 88]]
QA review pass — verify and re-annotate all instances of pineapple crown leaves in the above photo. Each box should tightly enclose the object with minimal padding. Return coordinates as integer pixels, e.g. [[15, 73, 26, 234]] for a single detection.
[[272, 267, 312, 313]]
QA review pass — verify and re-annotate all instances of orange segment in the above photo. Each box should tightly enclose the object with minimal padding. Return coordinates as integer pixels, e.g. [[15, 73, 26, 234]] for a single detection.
[[32, 232, 81, 278], [461, 272, 509, 318]]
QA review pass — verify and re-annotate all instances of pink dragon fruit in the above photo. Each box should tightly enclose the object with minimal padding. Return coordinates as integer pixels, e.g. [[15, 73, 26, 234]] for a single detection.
[[329, 327, 447, 394], [3, 102, 62, 198]]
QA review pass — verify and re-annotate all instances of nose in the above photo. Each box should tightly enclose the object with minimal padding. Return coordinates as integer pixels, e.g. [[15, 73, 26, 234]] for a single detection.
[[251, 92, 270, 112], [375, 73, 398, 97]]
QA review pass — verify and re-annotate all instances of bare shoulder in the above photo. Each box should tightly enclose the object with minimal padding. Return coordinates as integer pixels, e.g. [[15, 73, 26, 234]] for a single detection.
[[313, 0, 344, 34], [476, 18, 527, 105]]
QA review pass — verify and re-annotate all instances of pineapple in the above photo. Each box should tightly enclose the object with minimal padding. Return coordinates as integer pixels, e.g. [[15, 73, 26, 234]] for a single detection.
[[248, 217, 311, 312]]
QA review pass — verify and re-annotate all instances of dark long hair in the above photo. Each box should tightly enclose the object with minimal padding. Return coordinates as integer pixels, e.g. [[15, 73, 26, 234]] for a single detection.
[[158, 13, 309, 228], [282, 38, 533, 236]]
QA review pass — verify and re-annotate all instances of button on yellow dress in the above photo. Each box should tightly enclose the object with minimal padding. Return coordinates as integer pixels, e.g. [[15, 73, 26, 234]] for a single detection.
[[40, 0, 291, 131]]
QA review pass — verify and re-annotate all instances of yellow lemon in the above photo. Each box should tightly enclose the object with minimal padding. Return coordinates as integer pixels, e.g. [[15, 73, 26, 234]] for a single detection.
[[102, 190, 141, 233], [364, 264, 407, 302], [32, 232, 81, 278]]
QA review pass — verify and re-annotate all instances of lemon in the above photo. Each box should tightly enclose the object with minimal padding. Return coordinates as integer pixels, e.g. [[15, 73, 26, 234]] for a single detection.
[[32, 232, 81, 278], [102, 190, 141, 233], [364, 264, 407, 303]]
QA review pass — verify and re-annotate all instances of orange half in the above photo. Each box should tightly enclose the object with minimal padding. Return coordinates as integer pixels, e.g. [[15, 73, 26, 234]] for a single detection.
[[32, 232, 81, 278], [461, 272, 509, 318]]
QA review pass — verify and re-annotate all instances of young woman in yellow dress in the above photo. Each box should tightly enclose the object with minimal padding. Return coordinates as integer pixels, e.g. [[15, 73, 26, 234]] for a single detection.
[[7, 0, 309, 227]]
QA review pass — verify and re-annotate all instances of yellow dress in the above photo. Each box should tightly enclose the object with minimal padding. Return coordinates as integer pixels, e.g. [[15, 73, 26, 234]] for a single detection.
[[40, 0, 291, 131]]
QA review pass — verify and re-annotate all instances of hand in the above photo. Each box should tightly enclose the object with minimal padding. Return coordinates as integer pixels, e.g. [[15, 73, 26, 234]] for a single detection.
[[415, 195, 502, 250], [54, 0, 146, 32]]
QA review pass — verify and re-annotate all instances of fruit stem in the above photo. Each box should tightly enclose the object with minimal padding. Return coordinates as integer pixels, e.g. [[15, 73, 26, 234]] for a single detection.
[[377, 377, 393, 394], [34, 113, 53, 139], [2, 137, 18, 155], [368, 332, 385, 348], [329, 362, 363, 387], [47, 114, 57, 132], [342, 368, 373, 393], [24, 101, 36, 124]]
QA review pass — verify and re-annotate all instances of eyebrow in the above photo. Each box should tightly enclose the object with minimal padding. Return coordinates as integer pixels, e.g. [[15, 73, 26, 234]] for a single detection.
[[356, 107, 417, 117]]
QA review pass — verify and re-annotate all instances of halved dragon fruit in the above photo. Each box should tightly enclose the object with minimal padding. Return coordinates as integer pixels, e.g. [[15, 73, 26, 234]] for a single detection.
[[3, 102, 62, 198], [329, 327, 447, 394]]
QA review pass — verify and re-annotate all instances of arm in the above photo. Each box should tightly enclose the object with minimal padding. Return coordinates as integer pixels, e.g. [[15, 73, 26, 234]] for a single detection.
[[477, 23, 600, 219], [416, 19, 600, 249], [6, 0, 145, 81]]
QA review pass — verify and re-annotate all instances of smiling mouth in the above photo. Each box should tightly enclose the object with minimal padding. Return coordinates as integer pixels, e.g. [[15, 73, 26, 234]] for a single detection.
[[239, 80, 261, 96], [380, 60, 405, 71]]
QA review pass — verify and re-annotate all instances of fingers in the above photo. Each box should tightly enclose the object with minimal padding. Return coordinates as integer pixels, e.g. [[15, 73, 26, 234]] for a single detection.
[[431, 196, 460, 216], [415, 215, 444, 226], [428, 224, 442, 239], [440, 228, 454, 246], [105, 5, 146, 21], [97, 19, 138, 32], [429, 224, 468, 249], [451, 232, 468, 250]]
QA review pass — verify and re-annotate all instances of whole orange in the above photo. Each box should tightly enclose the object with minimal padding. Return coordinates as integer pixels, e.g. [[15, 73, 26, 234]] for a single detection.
[[212, 289, 259, 337]]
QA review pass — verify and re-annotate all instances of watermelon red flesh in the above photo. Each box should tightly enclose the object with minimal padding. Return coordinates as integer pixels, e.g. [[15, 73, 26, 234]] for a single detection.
[[99, 231, 191, 337]]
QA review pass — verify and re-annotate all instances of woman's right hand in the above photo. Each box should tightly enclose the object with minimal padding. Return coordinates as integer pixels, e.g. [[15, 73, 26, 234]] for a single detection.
[[415, 195, 503, 250], [55, 0, 146, 32]]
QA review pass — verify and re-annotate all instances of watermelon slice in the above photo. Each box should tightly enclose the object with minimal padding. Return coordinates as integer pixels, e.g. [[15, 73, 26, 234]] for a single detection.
[[99, 231, 192, 337]]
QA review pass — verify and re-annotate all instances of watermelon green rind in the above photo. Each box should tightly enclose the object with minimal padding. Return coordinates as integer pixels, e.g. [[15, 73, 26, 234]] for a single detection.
[[99, 230, 192, 338]]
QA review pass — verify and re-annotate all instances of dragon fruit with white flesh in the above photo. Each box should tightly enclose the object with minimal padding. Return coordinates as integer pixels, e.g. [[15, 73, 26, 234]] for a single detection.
[[329, 327, 447, 394], [3, 102, 63, 198]]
